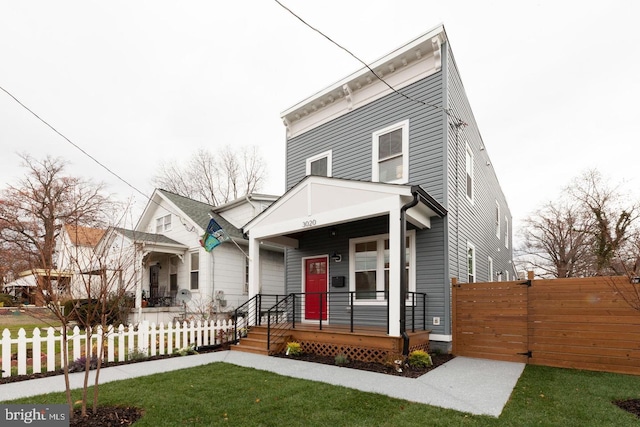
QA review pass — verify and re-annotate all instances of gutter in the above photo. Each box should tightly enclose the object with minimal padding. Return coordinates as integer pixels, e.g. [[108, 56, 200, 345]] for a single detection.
[[400, 188, 447, 355]]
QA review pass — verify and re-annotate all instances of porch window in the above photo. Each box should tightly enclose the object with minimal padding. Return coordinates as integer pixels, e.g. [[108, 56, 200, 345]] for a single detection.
[[372, 120, 409, 184], [156, 214, 172, 233], [190, 252, 199, 290], [306, 150, 332, 177], [350, 231, 415, 303]]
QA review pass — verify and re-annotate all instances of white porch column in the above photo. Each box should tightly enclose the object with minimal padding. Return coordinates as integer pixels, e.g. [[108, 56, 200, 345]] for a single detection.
[[388, 201, 402, 337], [248, 235, 261, 299]]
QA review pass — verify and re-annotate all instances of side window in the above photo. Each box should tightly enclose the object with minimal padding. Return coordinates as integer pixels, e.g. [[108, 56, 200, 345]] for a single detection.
[[372, 120, 409, 184], [505, 216, 509, 248], [495, 202, 501, 238], [306, 150, 332, 177], [465, 144, 474, 202], [488, 256, 494, 282], [467, 242, 476, 283], [190, 252, 199, 290]]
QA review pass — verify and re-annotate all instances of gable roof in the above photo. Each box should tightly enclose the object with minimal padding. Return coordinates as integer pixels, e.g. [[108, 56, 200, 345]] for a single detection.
[[63, 224, 106, 247], [113, 227, 184, 246], [156, 189, 244, 240]]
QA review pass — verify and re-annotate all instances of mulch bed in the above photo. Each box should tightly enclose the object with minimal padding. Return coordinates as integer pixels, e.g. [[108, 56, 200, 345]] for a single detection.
[[614, 399, 640, 419]]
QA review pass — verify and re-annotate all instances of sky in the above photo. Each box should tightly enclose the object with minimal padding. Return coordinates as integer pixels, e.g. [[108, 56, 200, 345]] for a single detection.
[[1, 1, 639, 237]]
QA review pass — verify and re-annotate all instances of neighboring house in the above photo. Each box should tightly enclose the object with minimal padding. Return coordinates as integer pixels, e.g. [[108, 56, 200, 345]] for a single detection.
[[126, 189, 283, 324], [243, 25, 513, 352]]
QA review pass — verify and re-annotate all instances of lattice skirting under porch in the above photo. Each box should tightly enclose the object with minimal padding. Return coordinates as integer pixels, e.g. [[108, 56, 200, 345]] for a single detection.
[[298, 340, 430, 364]]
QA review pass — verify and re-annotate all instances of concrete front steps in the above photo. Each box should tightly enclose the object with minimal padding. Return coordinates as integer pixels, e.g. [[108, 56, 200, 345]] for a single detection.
[[230, 326, 290, 356]]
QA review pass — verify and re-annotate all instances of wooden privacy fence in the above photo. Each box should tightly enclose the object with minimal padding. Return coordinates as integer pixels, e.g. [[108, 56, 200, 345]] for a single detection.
[[452, 275, 640, 376], [1, 319, 236, 378]]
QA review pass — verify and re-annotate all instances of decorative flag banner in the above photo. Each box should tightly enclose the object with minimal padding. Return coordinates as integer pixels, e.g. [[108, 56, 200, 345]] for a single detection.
[[200, 218, 230, 252]]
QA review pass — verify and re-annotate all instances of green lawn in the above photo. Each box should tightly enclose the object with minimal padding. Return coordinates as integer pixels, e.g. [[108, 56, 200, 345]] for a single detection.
[[6, 363, 640, 426]]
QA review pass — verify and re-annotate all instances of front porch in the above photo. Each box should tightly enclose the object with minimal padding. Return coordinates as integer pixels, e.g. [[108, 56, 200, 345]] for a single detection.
[[230, 292, 431, 363]]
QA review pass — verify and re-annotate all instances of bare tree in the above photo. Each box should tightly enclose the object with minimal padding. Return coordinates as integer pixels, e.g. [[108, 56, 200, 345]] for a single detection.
[[519, 199, 593, 278], [152, 145, 267, 205], [568, 170, 640, 275], [517, 169, 640, 278], [0, 154, 114, 271]]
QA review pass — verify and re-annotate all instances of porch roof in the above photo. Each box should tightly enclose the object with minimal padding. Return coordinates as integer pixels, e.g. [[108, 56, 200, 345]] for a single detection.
[[242, 176, 446, 247], [113, 228, 188, 255]]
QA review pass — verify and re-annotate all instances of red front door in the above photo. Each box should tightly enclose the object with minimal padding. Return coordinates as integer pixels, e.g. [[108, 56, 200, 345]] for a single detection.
[[305, 257, 328, 321]]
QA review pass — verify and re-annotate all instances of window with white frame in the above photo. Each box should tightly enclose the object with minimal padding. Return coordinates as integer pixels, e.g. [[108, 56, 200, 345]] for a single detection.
[[372, 120, 409, 184], [495, 202, 501, 238], [350, 232, 414, 302], [190, 251, 199, 290], [505, 216, 509, 248], [465, 144, 474, 202], [306, 150, 332, 177], [488, 256, 494, 282], [156, 214, 172, 233], [467, 242, 476, 283]]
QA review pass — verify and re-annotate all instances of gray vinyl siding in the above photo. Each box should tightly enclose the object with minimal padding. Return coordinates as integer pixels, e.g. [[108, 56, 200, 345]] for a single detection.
[[444, 42, 513, 288]]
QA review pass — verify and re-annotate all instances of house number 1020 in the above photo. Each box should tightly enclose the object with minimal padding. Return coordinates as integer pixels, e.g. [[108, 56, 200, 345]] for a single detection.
[[302, 219, 316, 228]]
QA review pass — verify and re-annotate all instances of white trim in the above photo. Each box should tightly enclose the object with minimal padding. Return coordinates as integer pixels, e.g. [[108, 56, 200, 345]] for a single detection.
[[495, 201, 501, 238], [281, 26, 446, 139], [305, 150, 333, 177], [301, 255, 329, 324], [372, 120, 409, 184], [349, 231, 415, 305], [429, 334, 452, 342], [504, 216, 510, 249], [465, 143, 474, 203], [488, 256, 494, 282], [466, 241, 476, 283]]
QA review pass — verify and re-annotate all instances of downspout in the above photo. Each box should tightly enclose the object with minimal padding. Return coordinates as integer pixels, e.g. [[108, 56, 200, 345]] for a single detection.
[[400, 191, 420, 355]]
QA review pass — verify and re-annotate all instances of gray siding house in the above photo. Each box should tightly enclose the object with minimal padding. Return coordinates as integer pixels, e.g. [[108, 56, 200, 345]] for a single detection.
[[243, 25, 512, 351]]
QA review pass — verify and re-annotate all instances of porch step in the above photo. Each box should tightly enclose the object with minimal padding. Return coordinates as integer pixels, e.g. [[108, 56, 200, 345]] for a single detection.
[[231, 326, 291, 356]]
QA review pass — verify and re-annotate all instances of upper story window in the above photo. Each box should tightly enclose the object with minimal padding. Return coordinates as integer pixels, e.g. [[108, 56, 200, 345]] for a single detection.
[[505, 216, 509, 248], [465, 144, 474, 202], [190, 251, 199, 290], [372, 120, 409, 184], [156, 214, 172, 233], [306, 150, 332, 177], [467, 242, 476, 283], [495, 202, 501, 238]]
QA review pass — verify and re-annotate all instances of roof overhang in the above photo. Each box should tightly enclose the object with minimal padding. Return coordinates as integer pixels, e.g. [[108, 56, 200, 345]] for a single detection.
[[281, 24, 447, 139], [243, 176, 446, 247]]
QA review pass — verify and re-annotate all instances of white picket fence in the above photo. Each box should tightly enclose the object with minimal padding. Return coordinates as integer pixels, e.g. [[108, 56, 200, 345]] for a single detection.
[[1, 319, 239, 378]]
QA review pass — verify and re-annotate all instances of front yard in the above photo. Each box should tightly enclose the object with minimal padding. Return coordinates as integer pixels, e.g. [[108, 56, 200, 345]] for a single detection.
[[5, 361, 640, 426]]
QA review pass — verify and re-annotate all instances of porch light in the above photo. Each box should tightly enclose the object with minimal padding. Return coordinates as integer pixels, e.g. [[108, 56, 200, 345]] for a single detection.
[[631, 277, 640, 284]]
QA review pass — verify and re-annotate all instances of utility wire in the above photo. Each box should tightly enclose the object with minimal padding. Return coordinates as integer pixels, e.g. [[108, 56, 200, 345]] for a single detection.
[[0, 84, 199, 234], [273, 0, 467, 126]]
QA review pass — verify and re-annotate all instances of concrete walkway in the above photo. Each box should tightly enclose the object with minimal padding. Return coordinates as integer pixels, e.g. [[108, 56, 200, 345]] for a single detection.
[[0, 351, 525, 417]]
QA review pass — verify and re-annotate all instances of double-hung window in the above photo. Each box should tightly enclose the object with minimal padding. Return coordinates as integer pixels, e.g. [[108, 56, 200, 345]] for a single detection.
[[372, 120, 409, 184], [467, 242, 476, 283], [190, 252, 199, 290], [156, 214, 172, 233], [465, 144, 474, 202], [350, 231, 415, 303], [306, 150, 332, 177]]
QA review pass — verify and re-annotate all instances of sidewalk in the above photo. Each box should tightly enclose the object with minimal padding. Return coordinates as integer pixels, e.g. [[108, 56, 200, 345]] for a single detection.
[[0, 351, 525, 417]]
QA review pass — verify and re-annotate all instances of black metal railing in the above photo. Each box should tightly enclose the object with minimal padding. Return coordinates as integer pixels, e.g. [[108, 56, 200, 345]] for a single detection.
[[232, 294, 286, 341], [264, 290, 429, 352]]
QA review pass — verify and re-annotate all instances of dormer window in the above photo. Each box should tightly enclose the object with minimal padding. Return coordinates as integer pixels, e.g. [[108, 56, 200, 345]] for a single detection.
[[372, 120, 409, 184], [306, 150, 332, 177], [156, 214, 171, 233]]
